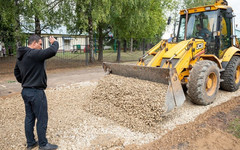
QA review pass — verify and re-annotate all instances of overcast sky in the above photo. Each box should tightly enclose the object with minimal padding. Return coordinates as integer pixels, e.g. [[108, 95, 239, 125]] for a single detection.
[[228, 0, 240, 27], [162, 0, 240, 39]]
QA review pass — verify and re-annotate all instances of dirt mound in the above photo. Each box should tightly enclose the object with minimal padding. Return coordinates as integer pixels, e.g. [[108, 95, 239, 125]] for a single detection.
[[85, 74, 168, 132], [132, 96, 240, 150]]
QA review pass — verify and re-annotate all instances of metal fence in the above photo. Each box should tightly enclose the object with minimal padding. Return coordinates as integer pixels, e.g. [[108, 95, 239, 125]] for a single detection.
[[0, 41, 150, 75]]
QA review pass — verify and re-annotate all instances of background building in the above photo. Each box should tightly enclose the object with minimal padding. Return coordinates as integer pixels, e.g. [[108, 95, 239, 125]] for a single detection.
[[236, 28, 240, 42], [24, 26, 89, 52]]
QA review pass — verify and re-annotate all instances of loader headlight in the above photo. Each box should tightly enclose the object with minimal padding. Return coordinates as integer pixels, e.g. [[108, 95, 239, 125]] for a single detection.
[[205, 7, 211, 11]]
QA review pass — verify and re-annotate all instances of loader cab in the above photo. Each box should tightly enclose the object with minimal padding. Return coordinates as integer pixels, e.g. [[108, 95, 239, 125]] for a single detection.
[[177, 7, 234, 58]]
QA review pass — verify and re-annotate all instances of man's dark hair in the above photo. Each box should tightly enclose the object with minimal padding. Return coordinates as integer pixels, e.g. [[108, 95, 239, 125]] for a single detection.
[[28, 35, 41, 45]]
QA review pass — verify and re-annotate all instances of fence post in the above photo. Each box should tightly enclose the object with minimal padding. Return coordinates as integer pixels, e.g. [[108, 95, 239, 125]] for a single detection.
[[114, 39, 117, 53], [117, 40, 121, 63], [85, 37, 89, 66], [130, 38, 133, 52], [94, 33, 97, 56], [143, 39, 145, 55], [85, 47, 89, 66]]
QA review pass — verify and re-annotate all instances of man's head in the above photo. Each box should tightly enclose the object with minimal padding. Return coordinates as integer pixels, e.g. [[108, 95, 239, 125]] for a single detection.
[[196, 24, 202, 31], [28, 35, 42, 49]]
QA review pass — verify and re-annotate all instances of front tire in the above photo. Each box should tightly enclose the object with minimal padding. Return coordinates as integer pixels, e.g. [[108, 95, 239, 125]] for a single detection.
[[220, 56, 240, 92], [187, 60, 220, 105]]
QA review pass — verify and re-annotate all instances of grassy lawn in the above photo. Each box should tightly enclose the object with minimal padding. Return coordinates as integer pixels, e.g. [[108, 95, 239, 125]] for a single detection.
[[54, 50, 145, 62], [228, 118, 240, 138]]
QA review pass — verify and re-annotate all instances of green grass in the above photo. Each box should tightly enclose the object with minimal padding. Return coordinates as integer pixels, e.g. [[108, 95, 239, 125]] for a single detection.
[[54, 50, 144, 62], [228, 118, 240, 138]]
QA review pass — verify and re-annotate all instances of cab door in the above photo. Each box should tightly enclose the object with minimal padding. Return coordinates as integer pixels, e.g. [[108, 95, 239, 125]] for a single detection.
[[219, 9, 233, 57]]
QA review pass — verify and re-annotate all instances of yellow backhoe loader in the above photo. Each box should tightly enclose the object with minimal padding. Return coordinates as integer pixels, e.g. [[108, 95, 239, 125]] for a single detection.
[[103, 0, 240, 114]]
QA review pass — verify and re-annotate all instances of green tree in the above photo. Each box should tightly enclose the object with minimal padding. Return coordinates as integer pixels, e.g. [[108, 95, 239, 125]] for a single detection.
[[0, 0, 25, 50], [1, 0, 73, 50], [21, 0, 70, 36], [97, 23, 111, 61], [96, 0, 121, 61], [66, 0, 173, 62], [0, 0, 15, 42], [110, 0, 173, 57], [66, 0, 111, 62]]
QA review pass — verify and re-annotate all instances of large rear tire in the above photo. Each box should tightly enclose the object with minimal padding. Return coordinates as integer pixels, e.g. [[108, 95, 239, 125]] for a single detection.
[[220, 56, 240, 92], [187, 60, 220, 105]]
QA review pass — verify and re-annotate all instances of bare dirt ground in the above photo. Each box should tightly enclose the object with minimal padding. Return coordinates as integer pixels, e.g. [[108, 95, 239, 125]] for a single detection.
[[131, 97, 240, 150], [0, 66, 104, 97], [1, 66, 240, 150]]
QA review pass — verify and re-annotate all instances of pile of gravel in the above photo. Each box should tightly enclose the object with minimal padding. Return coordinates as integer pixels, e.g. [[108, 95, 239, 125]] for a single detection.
[[2, 75, 240, 149], [85, 74, 169, 132], [0, 81, 160, 150]]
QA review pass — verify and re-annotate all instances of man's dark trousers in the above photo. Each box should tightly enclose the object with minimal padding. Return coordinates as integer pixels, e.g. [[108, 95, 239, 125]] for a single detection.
[[21, 88, 48, 147]]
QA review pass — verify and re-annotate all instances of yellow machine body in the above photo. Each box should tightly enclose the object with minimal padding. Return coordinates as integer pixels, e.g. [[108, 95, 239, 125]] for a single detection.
[[103, 0, 240, 114]]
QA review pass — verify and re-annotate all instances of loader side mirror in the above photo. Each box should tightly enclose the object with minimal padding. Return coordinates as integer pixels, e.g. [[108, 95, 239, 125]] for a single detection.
[[167, 17, 172, 25]]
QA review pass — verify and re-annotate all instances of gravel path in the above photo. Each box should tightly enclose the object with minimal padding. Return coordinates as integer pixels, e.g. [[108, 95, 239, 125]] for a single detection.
[[0, 81, 159, 150], [1, 75, 240, 150]]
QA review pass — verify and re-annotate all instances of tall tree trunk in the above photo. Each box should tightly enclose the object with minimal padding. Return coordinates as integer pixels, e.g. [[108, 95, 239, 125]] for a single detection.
[[147, 43, 150, 51], [133, 40, 137, 51], [15, 0, 21, 48], [123, 39, 127, 52], [15, 17, 21, 48], [88, 13, 94, 62], [98, 25, 103, 61], [130, 38, 133, 52], [117, 40, 121, 62], [143, 39, 145, 55], [35, 16, 41, 36], [139, 40, 142, 51]]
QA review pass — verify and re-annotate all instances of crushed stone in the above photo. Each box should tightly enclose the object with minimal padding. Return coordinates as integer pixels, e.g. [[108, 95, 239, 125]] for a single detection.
[[84, 75, 168, 132]]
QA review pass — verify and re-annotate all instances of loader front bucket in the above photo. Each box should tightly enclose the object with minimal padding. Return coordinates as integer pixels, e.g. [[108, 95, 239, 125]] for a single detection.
[[103, 62, 186, 114]]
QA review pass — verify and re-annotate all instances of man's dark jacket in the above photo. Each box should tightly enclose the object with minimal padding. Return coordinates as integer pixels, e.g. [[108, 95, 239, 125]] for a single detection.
[[14, 41, 59, 89]]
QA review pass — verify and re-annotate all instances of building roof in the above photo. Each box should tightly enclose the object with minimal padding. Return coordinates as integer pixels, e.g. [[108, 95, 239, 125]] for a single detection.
[[22, 25, 87, 36]]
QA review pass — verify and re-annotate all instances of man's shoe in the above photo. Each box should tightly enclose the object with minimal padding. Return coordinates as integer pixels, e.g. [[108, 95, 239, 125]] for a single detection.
[[27, 141, 38, 150], [39, 143, 58, 150]]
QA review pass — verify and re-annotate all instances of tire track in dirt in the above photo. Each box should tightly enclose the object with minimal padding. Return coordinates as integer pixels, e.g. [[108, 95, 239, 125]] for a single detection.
[[126, 96, 240, 150]]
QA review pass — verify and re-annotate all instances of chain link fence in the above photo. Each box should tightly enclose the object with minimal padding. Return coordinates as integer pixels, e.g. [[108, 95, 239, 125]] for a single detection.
[[0, 38, 158, 75]]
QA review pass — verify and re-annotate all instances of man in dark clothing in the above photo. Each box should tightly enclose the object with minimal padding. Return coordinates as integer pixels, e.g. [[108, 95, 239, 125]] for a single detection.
[[14, 35, 59, 150], [196, 24, 211, 41]]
